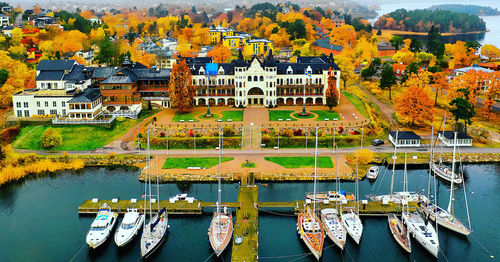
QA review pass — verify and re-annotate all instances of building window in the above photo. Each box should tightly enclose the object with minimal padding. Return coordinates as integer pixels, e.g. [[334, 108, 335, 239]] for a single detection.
[[23, 102, 28, 108], [37, 101, 40, 107], [259, 76, 264, 81], [53, 101, 56, 107], [38, 109, 44, 115], [24, 110, 29, 117], [45, 101, 48, 107], [62, 109, 66, 116], [62, 101, 65, 107], [16, 102, 21, 108], [54, 83, 58, 88], [17, 110, 22, 117], [254, 76, 258, 81], [50, 109, 57, 115]]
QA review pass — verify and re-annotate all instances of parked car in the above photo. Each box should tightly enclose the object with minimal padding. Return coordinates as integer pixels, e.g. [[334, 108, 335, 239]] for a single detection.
[[372, 139, 384, 146]]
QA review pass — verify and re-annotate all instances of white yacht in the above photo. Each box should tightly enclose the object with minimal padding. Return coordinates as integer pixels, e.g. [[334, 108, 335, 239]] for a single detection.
[[341, 209, 363, 245], [431, 163, 463, 184], [402, 211, 439, 257], [366, 166, 379, 180], [114, 208, 145, 247], [86, 203, 118, 249], [420, 203, 471, 235], [321, 208, 346, 250], [369, 192, 429, 204]]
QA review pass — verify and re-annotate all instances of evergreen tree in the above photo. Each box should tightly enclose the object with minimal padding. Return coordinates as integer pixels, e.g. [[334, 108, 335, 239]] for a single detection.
[[390, 36, 404, 50], [0, 69, 8, 87], [450, 88, 476, 134], [427, 26, 445, 59], [379, 63, 397, 101]]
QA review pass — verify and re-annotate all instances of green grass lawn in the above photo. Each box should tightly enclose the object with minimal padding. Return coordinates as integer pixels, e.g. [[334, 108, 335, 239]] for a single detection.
[[311, 110, 340, 121], [264, 156, 334, 168], [171, 111, 201, 122], [13, 110, 158, 151], [163, 157, 233, 169], [220, 110, 244, 121], [341, 91, 369, 118], [241, 162, 256, 168], [269, 110, 296, 121]]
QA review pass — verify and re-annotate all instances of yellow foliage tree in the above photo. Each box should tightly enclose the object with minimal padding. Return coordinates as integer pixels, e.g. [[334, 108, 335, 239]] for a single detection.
[[480, 44, 500, 61], [352, 149, 375, 165]]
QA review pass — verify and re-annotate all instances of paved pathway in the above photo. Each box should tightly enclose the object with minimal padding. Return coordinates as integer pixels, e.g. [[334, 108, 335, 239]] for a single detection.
[[354, 82, 396, 128]]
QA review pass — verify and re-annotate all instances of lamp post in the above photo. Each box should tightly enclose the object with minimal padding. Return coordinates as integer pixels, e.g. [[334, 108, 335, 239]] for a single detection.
[[302, 77, 307, 115]]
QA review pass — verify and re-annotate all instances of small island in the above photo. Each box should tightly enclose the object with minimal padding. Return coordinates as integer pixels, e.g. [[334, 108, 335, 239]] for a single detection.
[[428, 4, 500, 16], [374, 8, 486, 34]]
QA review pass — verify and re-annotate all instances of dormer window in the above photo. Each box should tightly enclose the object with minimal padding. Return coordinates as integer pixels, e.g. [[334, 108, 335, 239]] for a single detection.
[[218, 67, 225, 75], [199, 67, 205, 75], [286, 66, 293, 75]]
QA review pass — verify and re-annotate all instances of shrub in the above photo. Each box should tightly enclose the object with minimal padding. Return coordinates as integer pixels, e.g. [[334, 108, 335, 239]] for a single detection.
[[352, 149, 375, 164], [261, 134, 271, 143], [159, 131, 166, 137], [172, 132, 186, 137], [116, 116, 126, 122], [293, 129, 303, 136], [41, 128, 62, 149], [109, 152, 116, 159], [0, 126, 20, 144], [223, 126, 235, 137], [282, 129, 293, 137]]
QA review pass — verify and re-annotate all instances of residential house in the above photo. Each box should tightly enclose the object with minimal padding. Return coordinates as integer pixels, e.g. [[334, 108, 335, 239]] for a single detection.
[[0, 14, 9, 27], [313, 38, 343, 56], [67, 88, 103, 119], [377, 41, 396, 57], [393, 63, 406, 77], [389, 131, 422, 147], [35, 60, 92, 90], [33, 16, 55, 27], [209, 25, 234, 44]]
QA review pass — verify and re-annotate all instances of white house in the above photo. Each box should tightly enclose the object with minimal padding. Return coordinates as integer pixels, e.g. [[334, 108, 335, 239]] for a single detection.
[[438, 131, 473, 147], [13, 89, 72, 118], [0, 14, 9, 27], [389, 131, 422, 147], [35, 60, 91, 90]]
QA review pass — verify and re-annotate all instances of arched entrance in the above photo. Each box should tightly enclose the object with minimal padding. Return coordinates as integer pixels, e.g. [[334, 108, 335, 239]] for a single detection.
[[247, 87, 264, 105]]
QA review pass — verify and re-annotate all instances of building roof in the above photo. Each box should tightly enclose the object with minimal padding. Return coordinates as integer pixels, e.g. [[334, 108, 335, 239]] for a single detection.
[[92, 67, 120, 79], [438, 131, 472, 140], [454, 64, 494, 74], [36, 71, 65, 81], [389, 131, 421, 140], [37, 60, 76, 71], [313, 38, 344, 52], [101, 68, 138, 84], [68, 88, 101, 103], [62, 65, 89, 81], [377, 41, 395, 51]]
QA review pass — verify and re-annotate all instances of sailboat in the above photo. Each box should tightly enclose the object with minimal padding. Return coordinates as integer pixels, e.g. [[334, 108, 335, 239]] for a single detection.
[[341, 151, 363, 245], [421, 132, 471, 236], [368, 131, 429, 204], [388, 213, 411, 253], [297, 127, 325, 260], [321, 150, 347, 250], [208, 128, 233, 257], [401, 153, 439, 258], [431, 111, 463, 184], [86, 203, 118, 249], [140, 127, 169, 259]]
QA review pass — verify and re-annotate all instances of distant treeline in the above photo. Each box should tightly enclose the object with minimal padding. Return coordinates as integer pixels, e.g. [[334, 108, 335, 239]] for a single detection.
[[374, 9, 486, 33], [428, 4, 500, 16]]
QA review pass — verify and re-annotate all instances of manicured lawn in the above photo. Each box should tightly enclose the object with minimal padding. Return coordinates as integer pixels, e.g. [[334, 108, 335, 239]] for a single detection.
[[311, 110, 340, 121], [13, 110, 158, 151], [264, 156, 334, 168], [171, 111, 200, 122], [292, 112, 315, 119], [162, 157, 233, 169], [241, 162, 256, 168], [220, 110, 244, 121], [341, 91, 369, 118], [269, 110, 296, 121]]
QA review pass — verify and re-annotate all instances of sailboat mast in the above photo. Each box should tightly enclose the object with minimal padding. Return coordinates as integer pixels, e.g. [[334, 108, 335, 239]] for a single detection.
[[440, 111, 447, 163], [313, 127, 318, 218], [447, 132, 457, 215], [156, 154, 160, 211], [355, 152, 359, 214], [335, 149, 339, 211], [404, 153, 407, 192], [390, 131, 398, 195], [148, 127, 152, 220], [217, 127, 222, 215]]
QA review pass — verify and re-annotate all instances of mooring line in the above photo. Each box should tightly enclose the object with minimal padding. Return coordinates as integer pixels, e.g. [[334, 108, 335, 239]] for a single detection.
[[69, 243, 86, 262]]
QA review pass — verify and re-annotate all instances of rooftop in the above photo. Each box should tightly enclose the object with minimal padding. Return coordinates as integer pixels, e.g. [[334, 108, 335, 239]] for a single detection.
[[68, 88, 101, 103], [438, 131, 472, 140], [454, 64, 494, 74], [389, 131, 421, 140], [37, 60, 76, 71]]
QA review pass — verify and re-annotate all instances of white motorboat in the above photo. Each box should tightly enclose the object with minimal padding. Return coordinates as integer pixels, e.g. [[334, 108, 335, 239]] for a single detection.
[[86, 203, 118, 249], [140, 128, 169, 259], [402, 211, 439, 258], [306, 190, 355, 202], [366, 166, 379, 180], [431, 163, 463, 184], [114, 208, 145, 247], [321, 208, 346, 250], [208, 128, 233, 257]]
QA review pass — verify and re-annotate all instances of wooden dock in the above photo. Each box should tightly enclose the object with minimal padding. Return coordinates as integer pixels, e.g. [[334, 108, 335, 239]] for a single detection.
[[231, 186, 259, 262]]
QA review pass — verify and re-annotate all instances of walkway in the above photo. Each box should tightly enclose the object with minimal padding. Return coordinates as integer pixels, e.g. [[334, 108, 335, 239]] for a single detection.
[[354, 82, 396, 128], [231, 186, 258, 262]]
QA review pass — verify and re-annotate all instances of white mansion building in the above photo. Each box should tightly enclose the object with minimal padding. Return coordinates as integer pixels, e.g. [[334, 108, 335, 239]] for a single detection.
[[12, 52, 341, 121]]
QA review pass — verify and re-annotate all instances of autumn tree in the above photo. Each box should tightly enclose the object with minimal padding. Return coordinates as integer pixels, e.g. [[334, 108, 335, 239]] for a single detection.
[[432, 71, 449, 106], [450, 88, 476, 133], [335, 47, 357, 90], [325, 68, 339, 110], [482, 72, 500, 120], [168, 58, 196, 112], [395, 80, 434, 126], [379, 63, 397, 101], [390, 35, 404, 50], [480, 44, 500, 61], [41, 129, 63, 149], [207, 44, 231, 63]]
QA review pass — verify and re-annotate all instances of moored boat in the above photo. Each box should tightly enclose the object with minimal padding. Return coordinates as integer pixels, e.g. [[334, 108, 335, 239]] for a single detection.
[[420, 203, 471, 235], [388, 213, 411, 253], [208, 207, 234, 257], [321, 208, 346, 250], [368, 192, 429, 204], [86, 203, 118, 249], [297, 206, 325, 260], [402, 211, 439, 258], [306, 190, 355, 202], [431, 163, 463, 184], [341, 209, 363, 245], [366, 166, 379, 180], [114, 208, 145, 247]]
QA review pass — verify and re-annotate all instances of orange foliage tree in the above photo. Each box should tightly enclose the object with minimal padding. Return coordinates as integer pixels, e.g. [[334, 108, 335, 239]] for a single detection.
[[432, 71, 450, 106], [445, 41, 478, 69], [395, 73, 434, 126], [0, 51, 36, 108], [482, 72, 500, 119], [168, 58, 196, 112], [325, 68, 339, 110], [207, 44, 231, 63]]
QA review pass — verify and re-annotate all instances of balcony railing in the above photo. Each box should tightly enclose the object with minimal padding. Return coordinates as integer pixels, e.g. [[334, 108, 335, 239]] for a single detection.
[[195, 94, 235, 97], [277, 93, 324, 96], [53, 116, 116, 125]]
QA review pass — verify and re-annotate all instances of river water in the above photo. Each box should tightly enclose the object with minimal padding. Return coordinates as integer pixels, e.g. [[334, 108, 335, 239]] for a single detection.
[[0, 163, 499, 261], [372, 0, 500, 45]]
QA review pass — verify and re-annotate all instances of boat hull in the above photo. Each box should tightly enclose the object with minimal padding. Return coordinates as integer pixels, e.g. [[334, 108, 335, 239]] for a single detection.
[[341, 210, 363, 245], [297, 208, 324, 260], [208, 210, 233, 257], [140, 215, 169, 259], [431, 163, 463, 184], [403, 212, 439, 258], [387, 214, 411, 253], [321, 210, 346, 250], [86, 206, 118, 249], [420, 204, 471, 236], [115, 214, 145, 247]]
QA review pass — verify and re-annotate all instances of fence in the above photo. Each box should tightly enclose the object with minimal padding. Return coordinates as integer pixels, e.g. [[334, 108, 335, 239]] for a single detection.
[[52, 115, 116, 125]]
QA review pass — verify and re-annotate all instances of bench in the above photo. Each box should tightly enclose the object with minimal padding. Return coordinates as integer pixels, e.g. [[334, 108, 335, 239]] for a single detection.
[[187, 166, 201, 170], [227, 119, 232, 122], [274, 146, 279, 150], [278, 118, 283, 121], [189, 119, 194, 122], [286, 118, 291, 121], [324, 118, 329, 121], [180, 119, 184, 122], [218, 119, 222, 122]]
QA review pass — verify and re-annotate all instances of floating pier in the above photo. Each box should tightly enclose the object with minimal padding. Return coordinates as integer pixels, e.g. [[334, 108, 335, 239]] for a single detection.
[[231, 186, 259, 262]]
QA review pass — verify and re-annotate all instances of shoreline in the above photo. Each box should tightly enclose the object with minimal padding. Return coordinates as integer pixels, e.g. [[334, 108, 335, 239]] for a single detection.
[[380, 29, 487, 36]]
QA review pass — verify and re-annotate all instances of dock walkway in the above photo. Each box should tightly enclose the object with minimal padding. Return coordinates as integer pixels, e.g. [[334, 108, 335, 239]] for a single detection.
[[231, 186, 259, 262]]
